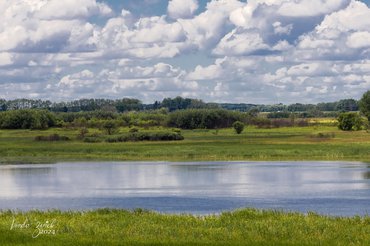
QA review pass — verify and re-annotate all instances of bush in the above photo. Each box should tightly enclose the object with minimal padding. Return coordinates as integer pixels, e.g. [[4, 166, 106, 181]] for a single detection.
[[105, 132, 184, 142], [102, 120, 119, 135], [232, 121, 245, 134], [337, 112, 363, 131], [359, 90, 370, 120], [34, 134, 70, 141], [0, 110, 56, 129], [129, 127, 139, 133]]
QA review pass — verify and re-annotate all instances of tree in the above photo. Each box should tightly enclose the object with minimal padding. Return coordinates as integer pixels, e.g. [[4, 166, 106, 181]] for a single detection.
[[232, 121, 245, 134], [102, 121, 118, 135], [359, 90, 370, 120], [336, 99, 359, 112], [337, 112, 362, 131]]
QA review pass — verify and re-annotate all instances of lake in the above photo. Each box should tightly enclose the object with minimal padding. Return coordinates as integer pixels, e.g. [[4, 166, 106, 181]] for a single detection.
[[0, 161, 369, 216]]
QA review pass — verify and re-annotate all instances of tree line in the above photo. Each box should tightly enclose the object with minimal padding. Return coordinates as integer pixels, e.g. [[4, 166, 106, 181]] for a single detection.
[[0, 91, 369, 131], [0, 108, 247, 130], [0, 97, 360, 113]]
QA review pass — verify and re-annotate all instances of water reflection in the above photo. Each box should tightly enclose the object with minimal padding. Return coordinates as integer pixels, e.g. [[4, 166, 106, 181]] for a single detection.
[[363, 171, 370, 179], [0, 161, 369, 216]]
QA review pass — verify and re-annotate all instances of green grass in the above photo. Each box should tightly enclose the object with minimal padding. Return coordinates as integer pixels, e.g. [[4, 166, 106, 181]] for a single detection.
[[1, 126, 370, 163], [0, 209, 368, 245]]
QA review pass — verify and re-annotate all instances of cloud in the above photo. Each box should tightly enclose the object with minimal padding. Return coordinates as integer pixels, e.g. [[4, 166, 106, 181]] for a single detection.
[[213, 29, 270, 56], [1, 0, 370, 104], [35, 0, 112, 20], [0, 53, 14, 66], [346, 31, 370, 49], [97, 14, 188, 59], [295, 1, 370, 60], [167, 0, 199, 19], [0, 0, 110, 53], [53, 62, 199, 101]]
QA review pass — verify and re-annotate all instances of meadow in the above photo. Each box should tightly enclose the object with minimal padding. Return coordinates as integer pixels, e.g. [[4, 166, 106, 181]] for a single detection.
[[0, 209, 369, 246], [0, 124, 370, 164]]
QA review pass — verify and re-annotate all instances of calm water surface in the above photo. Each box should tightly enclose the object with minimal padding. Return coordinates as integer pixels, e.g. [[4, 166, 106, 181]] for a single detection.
[[0, 161, 369, 216]]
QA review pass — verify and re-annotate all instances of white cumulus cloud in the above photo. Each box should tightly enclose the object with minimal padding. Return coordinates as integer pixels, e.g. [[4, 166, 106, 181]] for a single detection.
[[168, 0, 199, 19]]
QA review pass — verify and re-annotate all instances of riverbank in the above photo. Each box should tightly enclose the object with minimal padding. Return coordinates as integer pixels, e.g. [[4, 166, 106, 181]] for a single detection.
[[1, 126, 370, 164], [0, 208, 368, 245]]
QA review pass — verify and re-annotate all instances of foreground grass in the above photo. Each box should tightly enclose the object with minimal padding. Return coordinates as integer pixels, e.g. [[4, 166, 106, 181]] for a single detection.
[[0, 209, 368, 245], [1, 125, 370, 163]]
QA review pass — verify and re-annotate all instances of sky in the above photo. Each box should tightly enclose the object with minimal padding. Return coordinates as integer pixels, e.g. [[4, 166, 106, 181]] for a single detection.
[[1, 0, 370, 104]]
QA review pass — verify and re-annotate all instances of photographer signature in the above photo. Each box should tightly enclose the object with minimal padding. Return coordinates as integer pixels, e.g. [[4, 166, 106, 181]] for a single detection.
[[10, 217, 57, 238]]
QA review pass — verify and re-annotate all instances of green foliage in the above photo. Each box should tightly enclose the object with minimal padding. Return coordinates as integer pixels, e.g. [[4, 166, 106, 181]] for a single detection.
[[129, 127, 139, 133], [34, 134, 70, 141], [115, 98, 143, 112], [359, 90, 370, 120], [106, 132, 184, 142], [161, 96, 207, 111], [102, 120, 119, 135], [338, 112, 363, 131], [336, 99, 359, 111], [72, 117, 87, 127], [232, 121, 245, 134], [0, 109, 55, 129], [168, 109, 246, 129]]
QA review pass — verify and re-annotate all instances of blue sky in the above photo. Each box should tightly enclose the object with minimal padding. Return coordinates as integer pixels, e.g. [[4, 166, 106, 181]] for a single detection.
[[1, 0, 370, 104]]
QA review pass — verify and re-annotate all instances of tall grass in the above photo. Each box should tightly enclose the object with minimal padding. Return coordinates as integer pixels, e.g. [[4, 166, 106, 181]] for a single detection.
[[0, 209, 368, 245]]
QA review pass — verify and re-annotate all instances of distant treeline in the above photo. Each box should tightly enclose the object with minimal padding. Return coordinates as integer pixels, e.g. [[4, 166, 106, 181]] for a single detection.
[[0, 97, 359, 113], [0, 107, 335, 131], [0, 108, 249, 130], [220, 99, 359, 113]]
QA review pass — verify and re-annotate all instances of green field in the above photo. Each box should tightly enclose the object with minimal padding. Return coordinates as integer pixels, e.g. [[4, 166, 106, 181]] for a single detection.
[[0, 209, 369, 246], [1, 125, 370, 164]]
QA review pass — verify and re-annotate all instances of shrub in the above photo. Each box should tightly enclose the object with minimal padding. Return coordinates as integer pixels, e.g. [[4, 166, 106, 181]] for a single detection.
[[232, 121, 245, 134], [129, 127, 139, 133], [105, 132, 184, 142], [359, 90, 370, 120], [102, 120, 119, 135], [34, 134, 70, 141], [337, 112, 363, 131]]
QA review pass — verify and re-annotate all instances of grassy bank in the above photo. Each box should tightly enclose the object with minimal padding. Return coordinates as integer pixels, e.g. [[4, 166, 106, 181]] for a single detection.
[[1, 126, 370, 164], [0, 209, 368, 245]]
